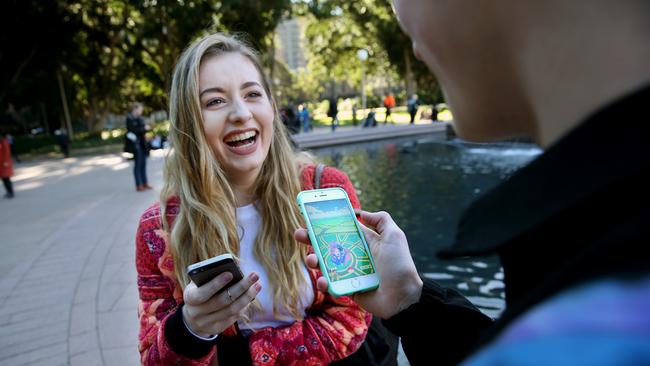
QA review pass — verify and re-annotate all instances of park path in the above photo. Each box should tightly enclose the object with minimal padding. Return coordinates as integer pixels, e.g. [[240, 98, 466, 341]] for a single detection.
[[0, 150, 165, 366]]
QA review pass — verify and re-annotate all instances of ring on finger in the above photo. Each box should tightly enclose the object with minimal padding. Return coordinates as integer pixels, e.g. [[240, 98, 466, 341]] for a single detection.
[[226, 288, 233, 303]]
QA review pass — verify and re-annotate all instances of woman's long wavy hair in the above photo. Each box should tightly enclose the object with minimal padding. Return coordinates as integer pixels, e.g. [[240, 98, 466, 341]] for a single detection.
[[161, 33, 309, 319]]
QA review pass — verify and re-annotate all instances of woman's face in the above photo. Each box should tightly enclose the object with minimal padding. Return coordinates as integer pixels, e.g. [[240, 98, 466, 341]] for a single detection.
[[198, 52, 274, 182]]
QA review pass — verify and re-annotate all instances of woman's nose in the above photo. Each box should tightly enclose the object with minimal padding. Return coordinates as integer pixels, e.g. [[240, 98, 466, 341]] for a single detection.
[[228, 98, 252, 123]]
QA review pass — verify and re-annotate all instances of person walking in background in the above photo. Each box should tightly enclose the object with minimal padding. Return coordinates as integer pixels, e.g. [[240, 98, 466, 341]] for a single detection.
[[125, 102, 151, 192], [54, 128, 70, 158], [298, 103, 311, 133], [383, 93, 395, 124], [407, 94, 419, 124], [327, 96, 339, 131], [296, 0, 650, 365], [0, 133, 15, 198]]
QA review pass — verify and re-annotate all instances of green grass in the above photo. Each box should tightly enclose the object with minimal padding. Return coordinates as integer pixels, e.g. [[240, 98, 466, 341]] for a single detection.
[[13, 121, 170, 161], [311, 105, 451, 127]]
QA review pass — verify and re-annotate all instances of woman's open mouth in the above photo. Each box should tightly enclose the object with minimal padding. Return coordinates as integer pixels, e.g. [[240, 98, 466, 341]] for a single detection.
[[223, 129, 258, 155]]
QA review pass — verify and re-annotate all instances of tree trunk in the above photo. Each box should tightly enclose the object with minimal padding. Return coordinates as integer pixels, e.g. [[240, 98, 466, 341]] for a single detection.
[[57, 69, 74, 140], [87, 97, 110, 133], [268, 36, 278, 102], [404, 51, 417, 98]]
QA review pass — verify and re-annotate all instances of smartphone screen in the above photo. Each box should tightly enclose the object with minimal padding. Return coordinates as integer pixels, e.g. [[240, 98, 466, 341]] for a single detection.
[[302, 198, 376, 282]]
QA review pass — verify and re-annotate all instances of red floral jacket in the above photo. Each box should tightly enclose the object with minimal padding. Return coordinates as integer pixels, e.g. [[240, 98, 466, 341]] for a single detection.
[[136, 165, 371, 365]]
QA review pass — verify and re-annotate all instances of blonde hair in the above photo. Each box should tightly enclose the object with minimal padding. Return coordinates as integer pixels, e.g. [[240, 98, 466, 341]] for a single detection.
[[162, 33, 309, 319]]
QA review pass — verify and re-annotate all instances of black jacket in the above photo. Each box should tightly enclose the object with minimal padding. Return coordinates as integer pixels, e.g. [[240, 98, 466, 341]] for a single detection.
[[383, 85, 650, 365], [126, 113, 148, 153]]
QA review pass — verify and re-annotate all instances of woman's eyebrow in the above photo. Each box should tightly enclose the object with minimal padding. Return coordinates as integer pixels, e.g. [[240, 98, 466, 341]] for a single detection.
[[241, 81, 262, 89], [199, 86, 225, 98], [199, 81, 262, 98]]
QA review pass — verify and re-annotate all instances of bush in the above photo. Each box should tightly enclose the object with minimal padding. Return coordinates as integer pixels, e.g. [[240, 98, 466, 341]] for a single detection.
[[13, 135, 58, 155]]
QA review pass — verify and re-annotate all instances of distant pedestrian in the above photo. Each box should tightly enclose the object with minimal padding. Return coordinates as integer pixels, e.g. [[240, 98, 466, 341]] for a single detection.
[[298, 104, 311, 133], [383, 93, 396, 124], [407, 94, 420, 124], [6, 134, 20, 163], [431, 106, 439, 121], [362, 110, 377, 128], [0, 133, 15, 198], [283, 101, 300, 134], [54, 128, 70, 158], [125, 102, 151, 192], [327, 97, 339, 131]]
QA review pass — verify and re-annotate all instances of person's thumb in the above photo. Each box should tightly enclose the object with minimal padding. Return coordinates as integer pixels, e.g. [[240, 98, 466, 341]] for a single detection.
[[359, 210, 394, 235], [358, 222, 379, 247]]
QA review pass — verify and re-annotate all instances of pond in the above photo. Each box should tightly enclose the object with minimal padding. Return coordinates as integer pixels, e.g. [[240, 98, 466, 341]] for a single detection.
[[310, 135, 542, 318]]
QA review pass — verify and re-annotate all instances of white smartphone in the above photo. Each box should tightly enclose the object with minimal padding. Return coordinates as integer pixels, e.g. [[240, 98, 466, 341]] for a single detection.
[[297, 187, 380, 296], [187, 253, 244, 289]]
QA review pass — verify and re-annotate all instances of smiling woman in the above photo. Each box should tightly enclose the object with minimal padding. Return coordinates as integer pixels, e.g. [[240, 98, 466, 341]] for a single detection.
[[134, 33, 372, 366], [197, 52, 274, 188]]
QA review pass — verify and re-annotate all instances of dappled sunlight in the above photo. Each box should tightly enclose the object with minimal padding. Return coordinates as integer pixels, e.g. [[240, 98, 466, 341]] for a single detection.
[[68, 166, 93, 176], [12, 164, 66, 182], [111, 162, 131, 171], [10, 153, 137, 194], [17, 181, 45, 191], [80, 155, 126, 167], [438, 110, 453, 121]]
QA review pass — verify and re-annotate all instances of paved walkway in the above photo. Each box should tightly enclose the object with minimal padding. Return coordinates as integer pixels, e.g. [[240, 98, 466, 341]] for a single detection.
[[0, 124, 423, 365], [291, 121, 448, 149], [0, 152, 165, 365]]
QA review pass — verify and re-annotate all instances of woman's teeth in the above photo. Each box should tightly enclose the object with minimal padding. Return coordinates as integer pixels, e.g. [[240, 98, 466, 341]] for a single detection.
[[226, 131, 256, 146]]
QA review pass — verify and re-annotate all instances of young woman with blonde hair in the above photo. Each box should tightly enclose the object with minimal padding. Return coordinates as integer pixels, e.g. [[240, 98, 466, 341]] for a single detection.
[[135, 33, 370, 365]]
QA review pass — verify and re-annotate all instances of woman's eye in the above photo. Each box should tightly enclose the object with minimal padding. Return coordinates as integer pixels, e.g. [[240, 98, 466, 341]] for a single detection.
[[206, 98, 224, 107], [247, 91, 262, 98]]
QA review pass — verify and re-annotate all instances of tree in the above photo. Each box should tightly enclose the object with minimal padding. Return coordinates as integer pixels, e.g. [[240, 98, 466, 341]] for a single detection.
[[0, 0, 80, 133], [304, 0, 441, 103]]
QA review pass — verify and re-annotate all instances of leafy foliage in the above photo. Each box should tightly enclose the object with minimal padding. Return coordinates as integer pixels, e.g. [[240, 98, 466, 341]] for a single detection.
[[2, 0, 291, 135]]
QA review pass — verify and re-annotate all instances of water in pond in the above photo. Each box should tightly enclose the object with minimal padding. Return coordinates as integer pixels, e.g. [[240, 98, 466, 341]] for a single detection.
[[310, 135, 542, 318]]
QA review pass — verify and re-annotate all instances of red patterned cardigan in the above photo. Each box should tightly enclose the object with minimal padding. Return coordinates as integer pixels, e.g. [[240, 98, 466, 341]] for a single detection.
[[136, 165, 371, 365]]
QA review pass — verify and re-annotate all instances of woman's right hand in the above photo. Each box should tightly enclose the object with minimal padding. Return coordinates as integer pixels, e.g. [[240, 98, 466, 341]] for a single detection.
[[182, 271, 261, 337]]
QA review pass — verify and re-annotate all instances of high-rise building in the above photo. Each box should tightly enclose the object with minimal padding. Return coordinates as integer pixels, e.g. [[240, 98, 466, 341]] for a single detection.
[[275, 18, 307, 71]]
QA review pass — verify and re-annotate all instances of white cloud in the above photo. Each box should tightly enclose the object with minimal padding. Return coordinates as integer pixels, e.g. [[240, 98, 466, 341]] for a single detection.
[[306, 206, 351, 220]]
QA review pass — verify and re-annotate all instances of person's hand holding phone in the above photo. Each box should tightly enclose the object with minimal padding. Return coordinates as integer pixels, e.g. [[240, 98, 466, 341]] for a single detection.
[[295, 210, 423, 319], [182, 271, 261, 338]]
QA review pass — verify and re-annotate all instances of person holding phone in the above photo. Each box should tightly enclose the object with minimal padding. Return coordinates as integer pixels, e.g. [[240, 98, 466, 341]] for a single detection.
[[135, 33, 372, 365], [296, 0, 650, 365]]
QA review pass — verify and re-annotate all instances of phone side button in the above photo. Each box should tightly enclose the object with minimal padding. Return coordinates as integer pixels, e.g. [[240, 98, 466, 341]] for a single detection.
[[351, 279, 360, 288]]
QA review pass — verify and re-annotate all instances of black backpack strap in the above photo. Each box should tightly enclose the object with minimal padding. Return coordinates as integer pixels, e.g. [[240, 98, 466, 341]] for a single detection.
[[314, 163, 325, 189]]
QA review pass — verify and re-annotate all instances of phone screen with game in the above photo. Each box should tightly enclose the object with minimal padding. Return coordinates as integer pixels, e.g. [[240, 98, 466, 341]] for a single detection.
[[298, 188, 379, 296]]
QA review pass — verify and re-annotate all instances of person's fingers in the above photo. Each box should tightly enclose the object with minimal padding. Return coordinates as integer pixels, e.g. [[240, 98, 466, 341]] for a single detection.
[[217, 272, 259, 307], [294, 228, 311, 245], [316, 277, 328, 293], [305, 253, 319, 269], [225, 281, 262, 317], [185, 271, 233, 305]]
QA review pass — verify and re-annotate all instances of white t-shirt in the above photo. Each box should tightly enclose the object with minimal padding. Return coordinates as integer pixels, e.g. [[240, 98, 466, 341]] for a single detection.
[[236, 203, 314, 330]]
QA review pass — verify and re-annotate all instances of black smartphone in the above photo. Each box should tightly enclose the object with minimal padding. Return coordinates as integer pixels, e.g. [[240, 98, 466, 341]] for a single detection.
[[187, 253, 244, 289]]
